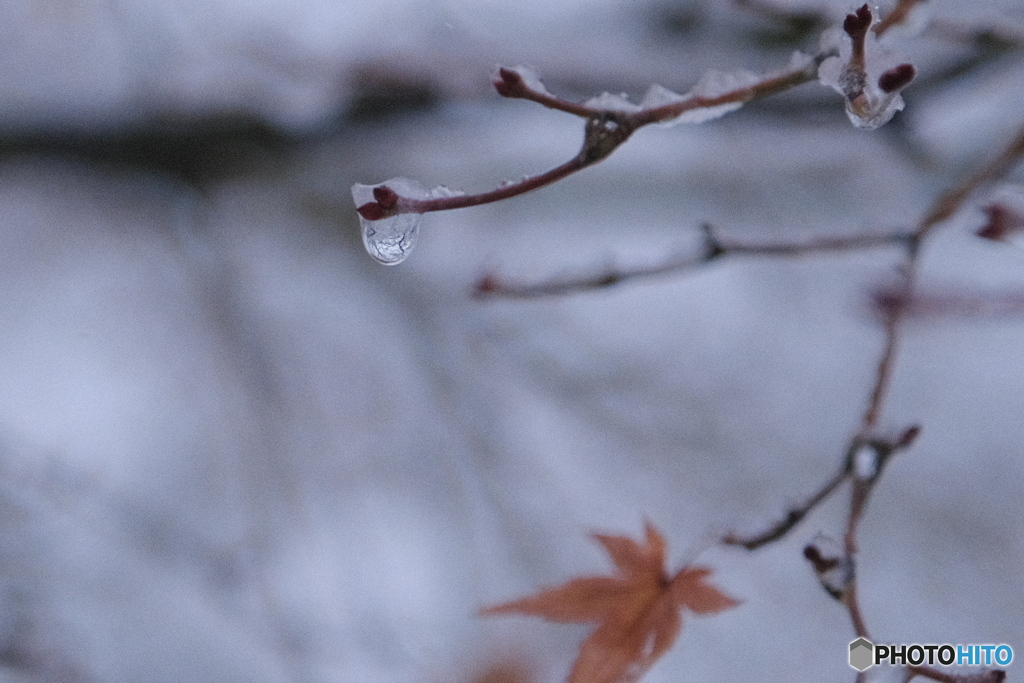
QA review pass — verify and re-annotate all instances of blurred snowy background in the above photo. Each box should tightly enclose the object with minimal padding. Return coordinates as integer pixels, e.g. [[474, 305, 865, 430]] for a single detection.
[[0, 0, 1022, 681]]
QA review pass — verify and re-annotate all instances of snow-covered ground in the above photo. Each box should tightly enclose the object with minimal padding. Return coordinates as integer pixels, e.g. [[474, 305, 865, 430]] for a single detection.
[[0, 1, 1022, 681]]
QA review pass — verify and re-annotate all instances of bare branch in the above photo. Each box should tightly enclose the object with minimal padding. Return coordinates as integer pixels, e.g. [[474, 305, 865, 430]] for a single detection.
[[908, 667, 1007, 683], [475, 227, 913, 299], [874, 0, 929, 37], [493, 67, 600, 118], [860, 119, 1024, 434], [917, 122, 1024, 238], [842, 579, 871, 640], [356, 53, 829, 222], [723, 466, 847, 550]]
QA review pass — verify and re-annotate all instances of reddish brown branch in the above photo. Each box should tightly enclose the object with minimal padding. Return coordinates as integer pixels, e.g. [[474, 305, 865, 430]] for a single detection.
[[493, 68, 599, 118], [630, 58, 824, 127], [723, 124, 1024, 566], [859, 120, 1024, 434], [859, 276, 911, 434], [726, 428, 918, 551], [842, 580, 871, 639], [874, 0, 928, 37], [908, 668, 1007, 683], [918, 123, 1024, 238], [723, 467, 847, 550], [774, 121, 1024, 679], [357, 54, 826, 222], [475, 227, 912, 299], [358, 156, 589, 221]]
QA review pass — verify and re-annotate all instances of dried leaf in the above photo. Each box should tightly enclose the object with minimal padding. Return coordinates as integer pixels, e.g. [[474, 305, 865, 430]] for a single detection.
[[481, 521, 739, 683]]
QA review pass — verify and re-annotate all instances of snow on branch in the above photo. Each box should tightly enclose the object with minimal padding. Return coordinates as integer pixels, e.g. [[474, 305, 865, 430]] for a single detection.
[[352, 4, 921, 265]]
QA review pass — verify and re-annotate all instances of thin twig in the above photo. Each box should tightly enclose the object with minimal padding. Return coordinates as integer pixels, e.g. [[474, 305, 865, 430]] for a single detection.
[[782, 121, 1024, 682], [357, 53, 828, 221], [908, 667, 1007, 683], [874, 0, 928, 37], [843, 580, 871, 639], [859, 120, 1024, 434], [918, 124, 1024, 239], [475, 228, 912, 299], [722, 466, 847, 550]]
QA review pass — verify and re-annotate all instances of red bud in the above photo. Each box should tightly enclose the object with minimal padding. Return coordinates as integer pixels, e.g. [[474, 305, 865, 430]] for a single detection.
[[803, 545, 840, 573], [878, 64, 916, 93], [895, 425, 921, 450], [357, 202, 388, 221], [372, 185, 399, 209], [843, 4, 873, 41], [976, 203, 1024, 241], [475, 273, 501, 295], [494, 67, 527, 98]]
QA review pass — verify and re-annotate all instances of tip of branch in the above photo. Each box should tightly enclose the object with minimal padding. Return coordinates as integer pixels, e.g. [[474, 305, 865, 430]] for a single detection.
[[357, 202, 388, 221], [802, 544, 840, 573], [494, 67, 529, 99], [843, 4, 873, 41], [372, 184, 399, 209], [474, 272, 501, 297], [976, 203, 1024, 241], [878, 63, 916, 93], [894, 425, 921, 450], [357, 185, 401, 221], [803, 535, 853, 600], [701, 223, 726, 260]]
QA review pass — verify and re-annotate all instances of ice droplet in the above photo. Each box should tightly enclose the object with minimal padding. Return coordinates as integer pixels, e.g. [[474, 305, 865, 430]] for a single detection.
[[818, 21, 912, 130], [352, 178, 423, 265], [853, 444, 879, 480], [351, 178, 464, 266]]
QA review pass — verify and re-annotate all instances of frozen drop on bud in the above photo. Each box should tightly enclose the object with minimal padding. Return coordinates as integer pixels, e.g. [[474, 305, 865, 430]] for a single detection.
[[818, 5, 916, 130], [803, 534, 854, 600], [351, 177, 464, 265], [352, 178, 423, 265]]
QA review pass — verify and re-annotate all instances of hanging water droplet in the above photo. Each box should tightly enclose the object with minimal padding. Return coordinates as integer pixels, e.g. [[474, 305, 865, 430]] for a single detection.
[[351, 178, 425, 265], [362, 212, 422, 265], [817, 19, 913, 130], [351, 178, 464, 265]]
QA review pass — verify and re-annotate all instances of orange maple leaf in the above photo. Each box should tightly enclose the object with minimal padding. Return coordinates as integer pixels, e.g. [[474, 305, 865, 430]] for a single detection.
[[481, 522, 739, 683]]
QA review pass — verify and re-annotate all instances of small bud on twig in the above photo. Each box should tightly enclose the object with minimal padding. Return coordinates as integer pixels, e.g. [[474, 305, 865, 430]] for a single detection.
[[494, 67, 530, 99], [803, 534, 854, 600], [356, 184, 401, 221], [894, 425, 921, 450], [357, 202, 389, 221], [878, 63, 916, 93], [843, 4, 873, 44], [976, 202, 1024, 242], [373, 185, 399, 210]]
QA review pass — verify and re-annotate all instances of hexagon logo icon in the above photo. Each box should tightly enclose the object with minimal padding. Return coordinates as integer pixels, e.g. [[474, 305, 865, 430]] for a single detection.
[[849, 637, 874, 671]]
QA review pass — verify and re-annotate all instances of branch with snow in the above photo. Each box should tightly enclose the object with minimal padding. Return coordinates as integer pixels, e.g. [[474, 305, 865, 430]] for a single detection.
[[352, 4, 917, 265], [347, 4, 1024, 682]]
